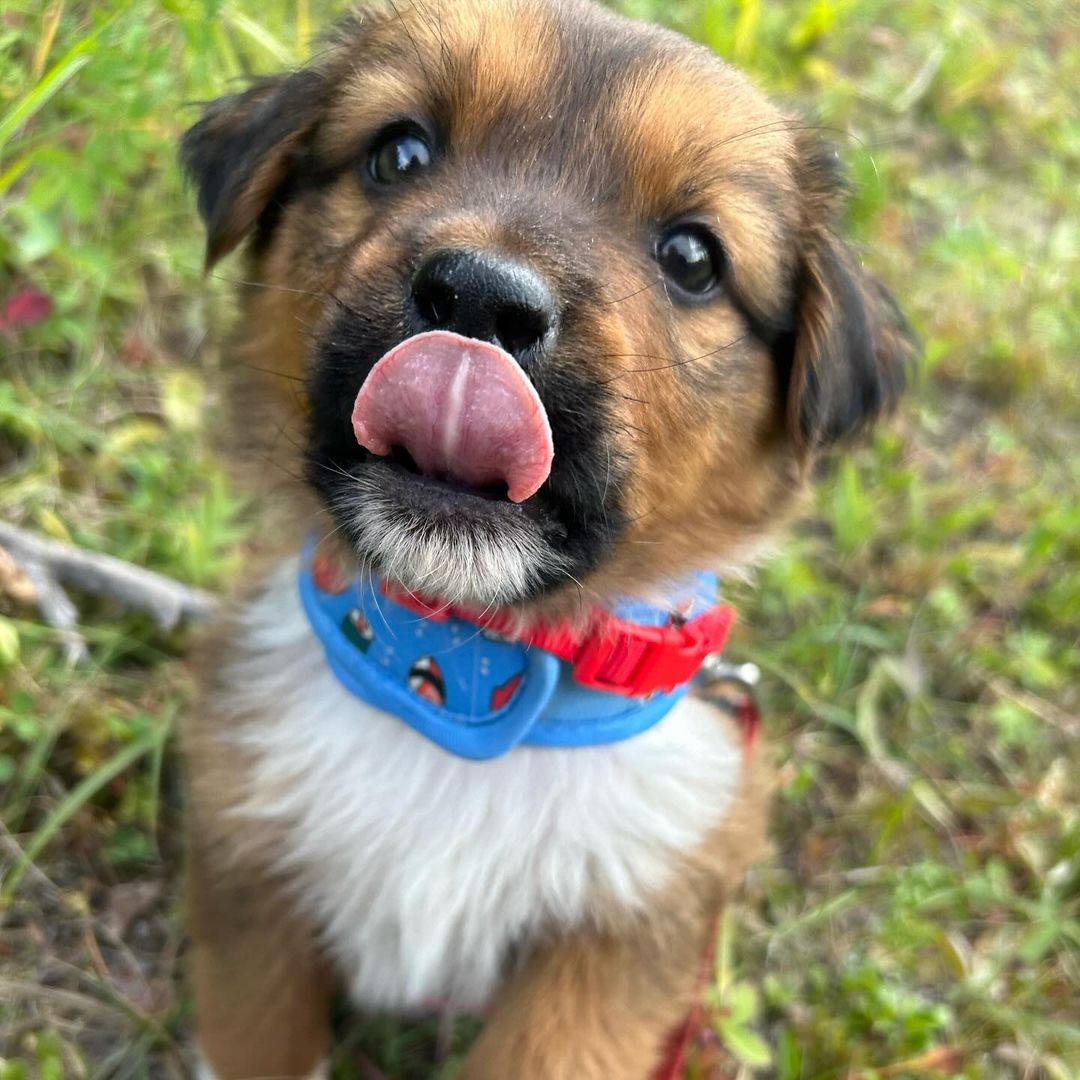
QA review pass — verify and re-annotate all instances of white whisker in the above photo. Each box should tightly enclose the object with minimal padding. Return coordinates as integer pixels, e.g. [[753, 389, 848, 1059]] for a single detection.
[[338, 472, 568, 608]]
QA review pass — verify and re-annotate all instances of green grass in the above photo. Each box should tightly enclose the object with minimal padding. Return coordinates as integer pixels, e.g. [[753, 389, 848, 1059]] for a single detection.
[[1, 1, 1077, 1077]]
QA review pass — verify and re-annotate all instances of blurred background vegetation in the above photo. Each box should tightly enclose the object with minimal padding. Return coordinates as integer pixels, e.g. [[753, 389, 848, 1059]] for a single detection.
[[1, 0, 1077, 1077]]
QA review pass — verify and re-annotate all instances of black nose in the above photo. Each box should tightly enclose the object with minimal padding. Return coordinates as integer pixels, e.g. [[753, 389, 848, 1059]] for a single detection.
[[410, 250, 556, 359]]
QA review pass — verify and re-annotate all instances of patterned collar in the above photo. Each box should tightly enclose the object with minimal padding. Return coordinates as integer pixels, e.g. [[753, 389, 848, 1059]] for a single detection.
[[298, 539, 733, 760]]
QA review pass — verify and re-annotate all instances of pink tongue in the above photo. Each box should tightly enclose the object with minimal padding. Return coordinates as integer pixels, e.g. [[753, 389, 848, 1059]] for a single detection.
[[351, 330, 554, 503]]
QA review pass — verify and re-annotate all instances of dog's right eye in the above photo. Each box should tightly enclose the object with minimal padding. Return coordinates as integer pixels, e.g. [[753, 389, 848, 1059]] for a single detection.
[[367, 124, 433, 185]]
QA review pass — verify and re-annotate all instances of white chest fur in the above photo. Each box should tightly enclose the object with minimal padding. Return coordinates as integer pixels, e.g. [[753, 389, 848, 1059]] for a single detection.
[[218, 560, 743, 1011]]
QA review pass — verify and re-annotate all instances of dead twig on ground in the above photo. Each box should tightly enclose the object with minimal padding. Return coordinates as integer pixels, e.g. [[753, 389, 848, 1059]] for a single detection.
[[0, 523, 219, 664]]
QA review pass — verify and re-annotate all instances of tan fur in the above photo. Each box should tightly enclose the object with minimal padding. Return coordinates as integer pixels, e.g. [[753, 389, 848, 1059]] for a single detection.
[[184, 613, 333, 1075], [183, 684, 769, 1078], [180, 0, 911, 1074], [218, 62, 812, 619], [187, 849, 333, 1077], [459, 739, 770, 1080]]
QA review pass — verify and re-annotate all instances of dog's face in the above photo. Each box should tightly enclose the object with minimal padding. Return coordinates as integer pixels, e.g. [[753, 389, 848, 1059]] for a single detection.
[[183, 0, 913, 613]]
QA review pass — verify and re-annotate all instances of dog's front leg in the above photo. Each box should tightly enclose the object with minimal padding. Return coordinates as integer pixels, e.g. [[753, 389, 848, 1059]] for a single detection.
[[459, 904, 718, 1080], [187, 838, 334, 1080]]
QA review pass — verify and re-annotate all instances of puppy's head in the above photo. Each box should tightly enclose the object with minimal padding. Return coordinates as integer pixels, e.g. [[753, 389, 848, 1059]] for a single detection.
[[182, 0, 915, 614]]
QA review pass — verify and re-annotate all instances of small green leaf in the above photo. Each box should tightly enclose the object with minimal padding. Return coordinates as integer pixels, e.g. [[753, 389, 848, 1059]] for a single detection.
[[0, 618, 20, 668], [726, 982, 759, 1024], [719, 1020, 773, 1067]]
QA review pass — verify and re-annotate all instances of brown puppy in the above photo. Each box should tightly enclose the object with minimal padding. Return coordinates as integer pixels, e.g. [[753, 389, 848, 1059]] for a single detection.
[[180, 1, 914, 1077]]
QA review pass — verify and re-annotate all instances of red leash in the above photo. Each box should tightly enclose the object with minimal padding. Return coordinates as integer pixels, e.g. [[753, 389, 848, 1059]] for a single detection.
[[650, 918, 720, 1080], [650, 688, 761, 1080]]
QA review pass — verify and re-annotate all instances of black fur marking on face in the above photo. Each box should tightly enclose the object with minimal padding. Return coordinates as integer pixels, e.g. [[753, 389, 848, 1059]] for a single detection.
[[304, 303, 627, 601]]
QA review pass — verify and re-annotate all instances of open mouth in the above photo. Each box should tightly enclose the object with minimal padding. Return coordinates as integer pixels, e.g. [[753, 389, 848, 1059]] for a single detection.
[[381, 445, 511, 503], [351, 330, 554, 505]]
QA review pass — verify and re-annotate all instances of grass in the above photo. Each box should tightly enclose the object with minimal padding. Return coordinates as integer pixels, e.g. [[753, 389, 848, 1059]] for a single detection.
[[1, 0, 1077, 1076]]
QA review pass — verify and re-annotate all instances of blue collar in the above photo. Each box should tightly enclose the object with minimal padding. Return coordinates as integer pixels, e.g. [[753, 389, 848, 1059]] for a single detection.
[[298, 539, 721, 760]]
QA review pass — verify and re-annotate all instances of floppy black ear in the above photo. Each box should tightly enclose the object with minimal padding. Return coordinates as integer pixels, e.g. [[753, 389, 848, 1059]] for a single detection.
[[180, 70, 327, 268], [777, 136, 917, 453]]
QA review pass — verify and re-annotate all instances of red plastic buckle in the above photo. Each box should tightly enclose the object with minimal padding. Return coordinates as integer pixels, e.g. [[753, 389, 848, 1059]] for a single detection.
[[565, 607, 735, 696], [572, 623, 667, 694]]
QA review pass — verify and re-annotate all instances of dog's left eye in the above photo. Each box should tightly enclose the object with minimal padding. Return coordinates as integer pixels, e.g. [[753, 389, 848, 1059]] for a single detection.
[[368, 124, 433, 184], [656, 225, 726, 297]]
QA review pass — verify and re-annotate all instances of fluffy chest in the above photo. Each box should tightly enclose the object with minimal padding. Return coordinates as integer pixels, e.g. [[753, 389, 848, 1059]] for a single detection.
[[221, 561, 744, 1011]]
